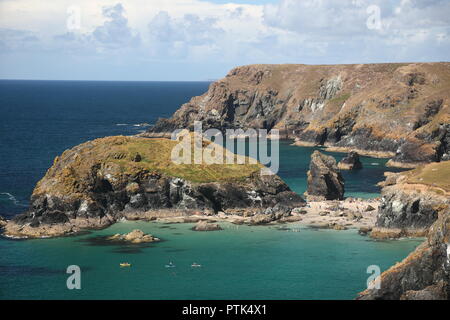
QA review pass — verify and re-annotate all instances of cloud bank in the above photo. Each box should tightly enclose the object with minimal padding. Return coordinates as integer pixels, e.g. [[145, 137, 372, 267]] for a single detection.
[[0, 0, 448, 80]]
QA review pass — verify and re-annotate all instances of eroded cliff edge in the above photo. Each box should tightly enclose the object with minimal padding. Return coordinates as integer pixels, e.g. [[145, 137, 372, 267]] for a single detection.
[[2, 136, 304, 238], [359, 161, 450, 300], [149, 63, 450, 168]]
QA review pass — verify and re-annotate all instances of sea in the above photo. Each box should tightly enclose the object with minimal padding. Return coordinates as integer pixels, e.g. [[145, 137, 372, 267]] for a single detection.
[[0, 80, 420, 299]]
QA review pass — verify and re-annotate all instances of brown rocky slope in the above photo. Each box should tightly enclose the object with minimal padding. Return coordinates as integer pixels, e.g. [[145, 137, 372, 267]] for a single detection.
[[149, 63, 450, 167], [359, 161, 450, 299]]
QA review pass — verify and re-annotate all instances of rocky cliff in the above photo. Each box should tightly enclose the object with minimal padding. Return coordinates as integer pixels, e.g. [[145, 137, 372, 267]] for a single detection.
[[149, 63, 450, 167], [371, 161, 450, 239], [3, 136, 304, 238], [305, 151, 344, 201], [359, 161, 450, 299]]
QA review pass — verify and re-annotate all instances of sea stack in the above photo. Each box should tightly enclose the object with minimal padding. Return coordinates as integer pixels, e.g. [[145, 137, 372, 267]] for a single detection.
[[305, 151, 345, 201], [338, 151, 363, 170]]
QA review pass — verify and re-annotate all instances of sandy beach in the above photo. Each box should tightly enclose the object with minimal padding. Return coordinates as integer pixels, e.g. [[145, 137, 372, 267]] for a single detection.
[[154, 197, 380, 232]]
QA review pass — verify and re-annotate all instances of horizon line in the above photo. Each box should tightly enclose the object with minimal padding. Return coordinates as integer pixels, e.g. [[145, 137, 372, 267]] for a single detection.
[[0, 79, 216, 82]]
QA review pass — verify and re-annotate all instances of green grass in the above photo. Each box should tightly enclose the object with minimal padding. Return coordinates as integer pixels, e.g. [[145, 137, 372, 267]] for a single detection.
[[404, 161, 450, 192], [111, 137, 262, 183]]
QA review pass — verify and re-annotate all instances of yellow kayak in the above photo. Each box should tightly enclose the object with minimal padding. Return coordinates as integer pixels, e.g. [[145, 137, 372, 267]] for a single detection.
[[120, 263, 131, 267]]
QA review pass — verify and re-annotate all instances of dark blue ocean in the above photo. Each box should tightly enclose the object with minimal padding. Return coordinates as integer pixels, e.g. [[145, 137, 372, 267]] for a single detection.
[[0, 80, 210, 218], [0, 80, 418, 300]]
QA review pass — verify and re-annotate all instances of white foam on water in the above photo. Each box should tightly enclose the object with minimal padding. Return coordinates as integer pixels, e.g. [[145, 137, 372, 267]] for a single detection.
[[0, 192, 27, 207]]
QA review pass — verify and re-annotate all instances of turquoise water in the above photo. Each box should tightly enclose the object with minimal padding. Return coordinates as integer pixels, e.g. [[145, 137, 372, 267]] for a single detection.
[[277, 142, 397, 199], [0, 80, 415, 300], [0, 221, 421, 300], [229, 139, 401, 199]]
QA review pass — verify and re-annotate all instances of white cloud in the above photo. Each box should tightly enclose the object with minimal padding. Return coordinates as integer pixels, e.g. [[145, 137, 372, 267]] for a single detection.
[[92, 3, 140, 48], [0, 0, 449, 80]]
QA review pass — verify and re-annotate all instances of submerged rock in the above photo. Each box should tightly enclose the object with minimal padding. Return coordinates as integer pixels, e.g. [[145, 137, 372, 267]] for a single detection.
[[358, 226, 372, 236], [305, 151, 345, 201], [332, 224, 347, 231], [108, 229, 160, 243], [192, 221, 222, 231], [338, 151, 362, 170], [0, 215, 6, 228]]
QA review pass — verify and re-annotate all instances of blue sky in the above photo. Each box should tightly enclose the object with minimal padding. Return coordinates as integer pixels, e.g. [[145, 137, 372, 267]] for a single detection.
[[0, 0, 449, 80]]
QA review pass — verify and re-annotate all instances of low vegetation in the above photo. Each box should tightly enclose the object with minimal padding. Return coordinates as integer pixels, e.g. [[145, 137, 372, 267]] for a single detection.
[[404, 161, 450, 192]]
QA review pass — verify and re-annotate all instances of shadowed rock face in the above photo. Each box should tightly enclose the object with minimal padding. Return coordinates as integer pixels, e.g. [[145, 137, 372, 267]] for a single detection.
[[377, 190, 439, 231], [359, 161, 450, 300], [338, 151, 362, 170], [372, 163, 450, 238], [0, 215, 6, 228], [148, 63, 450, 167], [358, 208, 450, 300], [305, 151, 344, 200]]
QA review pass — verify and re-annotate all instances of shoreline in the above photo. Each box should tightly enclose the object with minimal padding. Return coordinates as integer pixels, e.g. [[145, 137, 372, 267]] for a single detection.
[[1, 198, 381, 239]]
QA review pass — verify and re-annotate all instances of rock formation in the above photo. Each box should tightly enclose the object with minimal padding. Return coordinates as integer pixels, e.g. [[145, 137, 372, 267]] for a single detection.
[[193, 221, 222, 231], [108, 229, 160, 243], [148, 63, 450, 168], [371, 161, 449, 239], [0, 215, 6, 228], [338, 151, 362, 170], [3, 136, 305, 238], [359, 161, 450, 300], [305, 151, 344, 200]]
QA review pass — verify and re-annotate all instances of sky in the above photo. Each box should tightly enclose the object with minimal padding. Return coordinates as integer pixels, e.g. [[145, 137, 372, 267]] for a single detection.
[[0, 0, 449, 81]]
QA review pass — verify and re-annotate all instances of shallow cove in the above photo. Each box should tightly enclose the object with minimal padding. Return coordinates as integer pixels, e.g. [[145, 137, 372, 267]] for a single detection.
[[225, 138, 404, 199], [0, 221, 421, 300]]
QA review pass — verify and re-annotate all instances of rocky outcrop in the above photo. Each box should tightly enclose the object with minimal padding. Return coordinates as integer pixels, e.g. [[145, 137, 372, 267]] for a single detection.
[[0, 215, 6, 228], [192, 221, 222, 231], [372, 162, 450, 239], [359, 207, 449, 300], [3, 136, 304, 238], [338, 151, 362, 170], [107, 229, 160, 243], [148, 63, 450, 167], [359, 161, 450, 300], [305, 151, 344, 201]]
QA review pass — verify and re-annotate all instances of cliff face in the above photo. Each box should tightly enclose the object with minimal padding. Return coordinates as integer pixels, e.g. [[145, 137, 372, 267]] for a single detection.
[[4, 136, 304, 238], [359, 161, 450, 300], [150, 63, 450, 167], [372, 161, 450, 238], [305, 151, 344, 201]]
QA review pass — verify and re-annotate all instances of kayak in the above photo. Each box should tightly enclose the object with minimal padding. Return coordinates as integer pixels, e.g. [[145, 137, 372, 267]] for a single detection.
[[120, 263, 131, 267]]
